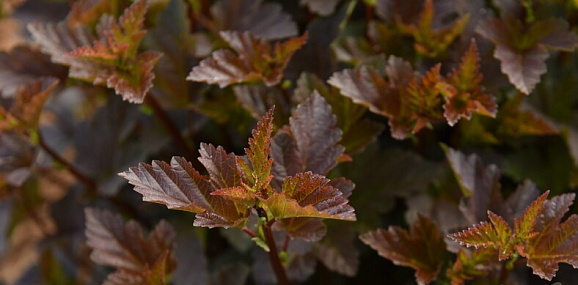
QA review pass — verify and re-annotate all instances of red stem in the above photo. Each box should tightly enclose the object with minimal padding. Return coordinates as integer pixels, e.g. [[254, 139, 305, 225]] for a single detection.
[[242, 227, 258, 238], [263, 223, 289, 285]]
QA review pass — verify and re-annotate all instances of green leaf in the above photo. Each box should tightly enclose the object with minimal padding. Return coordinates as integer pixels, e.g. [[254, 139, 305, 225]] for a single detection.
[[261, 172, 355, 221], [360, 214, 446, 285]]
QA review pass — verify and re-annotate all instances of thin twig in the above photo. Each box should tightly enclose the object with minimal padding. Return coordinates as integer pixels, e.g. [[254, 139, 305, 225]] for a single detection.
[[144, 94, 199, 163], [243, 226, 258, 238]]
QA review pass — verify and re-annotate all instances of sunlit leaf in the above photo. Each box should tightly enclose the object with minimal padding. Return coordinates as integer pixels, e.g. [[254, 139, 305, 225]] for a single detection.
[[84, 208, 176, 285], [187, 31, 308, 87], [360, 214, 446, 285]]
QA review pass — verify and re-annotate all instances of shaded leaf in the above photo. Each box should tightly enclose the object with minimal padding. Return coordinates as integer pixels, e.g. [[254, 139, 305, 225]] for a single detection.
[[496, 95, 558, 137], [0, 46, 67, 97], [187, 31, 308, 87], [477, 18, 578, 94], [0, 78, 58, 132], [446, 247, 497, 285], [360, 214, 446, 285], [211, 0, 298, 40], [236, 106, 274, 191], [299, 0, 340, 16], [396, 0, 469, 58], [233, 85, 291, 127], [272, 218, 326, 242], [29, 0, 162, 103], [295, 72, 382, 154], [525, 193, 578, 280], [438, 39, 497, 126], [316, 224, 359, 277], [261, 172, 355, 221], [84, 208, 176, 285]]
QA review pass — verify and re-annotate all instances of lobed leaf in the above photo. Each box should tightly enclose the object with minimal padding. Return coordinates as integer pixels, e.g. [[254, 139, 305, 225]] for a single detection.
[[187, 31, 307, 87], [396, 0, 469, 58], [211, 0, 298, 40], [84, 208, 176, 285], [261, 172, 355, 221], [477, 17, 578, 94], [237, 106, 274, 191], [271, 92, 345, 184], [524, 193, 578, 280], [439, 39, 497, 126], [360, 214, 446, 285], [119, 156, 247, 228], [29, 0, 161, 103]]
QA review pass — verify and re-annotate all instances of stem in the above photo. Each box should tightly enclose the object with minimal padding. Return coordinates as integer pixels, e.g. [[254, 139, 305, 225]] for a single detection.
[[17, 189, 51, 236], [38, 133, 96, 192], [262, 223, 289, 285], [282, 234, 290, 253], [144, 94, 199, 163], [242, 226, 257, 238]]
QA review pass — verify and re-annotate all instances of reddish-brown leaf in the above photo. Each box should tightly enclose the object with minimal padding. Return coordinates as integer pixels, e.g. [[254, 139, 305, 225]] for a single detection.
[[477, 18, 578, 94], [84, 208, 176, 285], [211, 0, 298, 40], [439, 39, 497, 126], [396, 0, 469, 58], [119, 156, 247, 228], [360, 214, 446, 285], [524, 193, 578, 280], [187, 31, 308, 87], [29, 0, 161, 103], [271, 92, 344, 182]]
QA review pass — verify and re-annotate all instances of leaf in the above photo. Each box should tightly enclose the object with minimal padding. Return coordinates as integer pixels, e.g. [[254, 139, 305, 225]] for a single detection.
[[198, 143, 242, 190], [446, 247, 497, 285], [477, 18, 578, 94], [329, 56, 446, 139], [295, 72, 382, 154], [271, 92, 345, 182], [210, 0, 298, 40], [448, 191, 550, 261], [524, 193, 578, 280], [261, 172, 355, 221], [299, 0, 340, 16], [396, 0, 470, 58], [496, 95, 558, 137], [236, 106, 274, 191], [442, 145, 502, 223], [187, 31, 308, 87], [0, 46, 66, 97], [0, 78, 58, 132], [360, 214, 446, 285], [316, 224, 359, 277], [29, 0, 162, 103], [84, 208, 176, 285], [119, 156, 248, 228], [233, 85, 291, 127], [438, 39, 497, 126], [271, 218, 327, 242]]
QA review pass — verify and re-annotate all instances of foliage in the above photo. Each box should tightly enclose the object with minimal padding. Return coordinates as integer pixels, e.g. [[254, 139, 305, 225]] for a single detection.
[[1, 0, 578, 284]]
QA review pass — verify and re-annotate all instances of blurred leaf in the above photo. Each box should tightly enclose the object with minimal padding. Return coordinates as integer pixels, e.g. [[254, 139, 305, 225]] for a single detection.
[[210, 0, 298, 40], [397, 0, 469, 58], [187, 31, 308, 87], [496, 95, 558, 137], [446, 247, 497, 285], [360, 214, 446, 285], [261, 172, 355, 221], [29, 0, 162, 103], [233, 85, 291, 127], [84, 208, 176, 285], [477, 18, 578, 94], [438, 39, 497, 126]]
